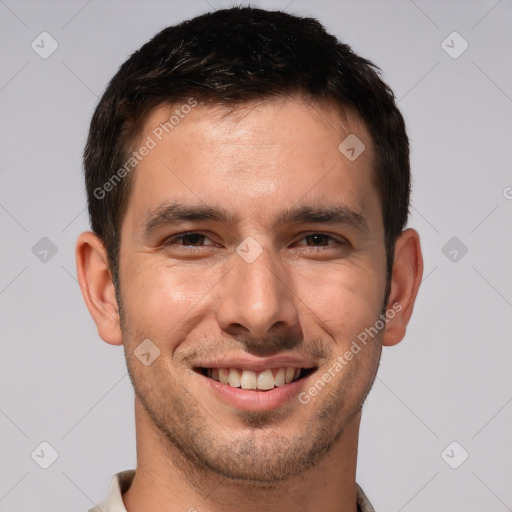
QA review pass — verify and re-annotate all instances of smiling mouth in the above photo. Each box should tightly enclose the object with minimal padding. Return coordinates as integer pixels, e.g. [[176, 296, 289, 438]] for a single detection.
[[194, 367, 316, 391]]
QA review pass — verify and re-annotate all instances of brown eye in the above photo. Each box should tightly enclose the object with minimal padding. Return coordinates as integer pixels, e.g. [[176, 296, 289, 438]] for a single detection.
[[179, 233, 205, 246], [304, 234, 331, 246], [295, 233, 344, 247], [163, 232, 213, 248]]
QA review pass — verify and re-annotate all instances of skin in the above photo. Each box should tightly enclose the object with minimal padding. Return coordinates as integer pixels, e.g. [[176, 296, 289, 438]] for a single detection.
[[76, 96, 423, 512]]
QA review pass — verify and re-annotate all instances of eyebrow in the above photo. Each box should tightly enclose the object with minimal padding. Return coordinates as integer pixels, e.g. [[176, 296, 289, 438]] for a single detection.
[[143, 201, 370, 236]]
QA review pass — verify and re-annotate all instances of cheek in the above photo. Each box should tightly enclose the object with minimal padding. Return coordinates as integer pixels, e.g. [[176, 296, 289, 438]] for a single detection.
[[293, 263, 385, 343], [120, 260, 221, 339]]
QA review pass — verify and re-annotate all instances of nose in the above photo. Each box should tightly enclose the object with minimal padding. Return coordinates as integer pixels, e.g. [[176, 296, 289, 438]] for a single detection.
[[215, 241, 300, 341]]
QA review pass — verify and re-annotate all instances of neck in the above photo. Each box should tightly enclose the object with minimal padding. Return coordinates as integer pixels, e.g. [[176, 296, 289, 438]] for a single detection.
[[123, 397, 361, 512]]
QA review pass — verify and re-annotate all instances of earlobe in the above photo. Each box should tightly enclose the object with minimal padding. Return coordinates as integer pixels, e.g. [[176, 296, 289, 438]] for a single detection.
[[382, 228, 423, 347], [75, 231, 123, 346]]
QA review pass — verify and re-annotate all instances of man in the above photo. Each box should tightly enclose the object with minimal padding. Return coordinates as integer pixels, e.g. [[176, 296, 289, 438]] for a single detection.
[[76, 6, 423, 512]]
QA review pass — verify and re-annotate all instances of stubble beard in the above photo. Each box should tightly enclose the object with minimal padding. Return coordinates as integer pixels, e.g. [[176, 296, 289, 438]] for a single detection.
[[123, 331, 381, 487], [117, 280, 386, 486]]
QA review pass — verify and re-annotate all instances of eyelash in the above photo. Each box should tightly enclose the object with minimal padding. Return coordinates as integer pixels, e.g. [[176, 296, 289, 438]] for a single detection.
[[162, 232, 346, 250]]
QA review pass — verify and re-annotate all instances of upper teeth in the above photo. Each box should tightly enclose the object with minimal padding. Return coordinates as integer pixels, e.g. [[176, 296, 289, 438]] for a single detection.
[[206, 368, 302, 390]]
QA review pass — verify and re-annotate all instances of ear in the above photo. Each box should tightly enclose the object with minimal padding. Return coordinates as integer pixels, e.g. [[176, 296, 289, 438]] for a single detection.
[[75, 231, 123, 346], [382, 228, 423, 347]]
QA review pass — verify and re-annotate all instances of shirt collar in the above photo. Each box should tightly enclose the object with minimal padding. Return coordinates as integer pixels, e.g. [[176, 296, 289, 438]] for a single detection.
[[88, 470, 135, 512], [89, 470, 375, 512]]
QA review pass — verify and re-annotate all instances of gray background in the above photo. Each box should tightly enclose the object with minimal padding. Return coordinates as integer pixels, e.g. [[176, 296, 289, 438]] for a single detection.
[[1, 0, 511, 511]]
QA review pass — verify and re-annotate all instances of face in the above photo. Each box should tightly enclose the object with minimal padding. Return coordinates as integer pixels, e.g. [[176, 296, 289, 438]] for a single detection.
[[116, 96, 388, 481]]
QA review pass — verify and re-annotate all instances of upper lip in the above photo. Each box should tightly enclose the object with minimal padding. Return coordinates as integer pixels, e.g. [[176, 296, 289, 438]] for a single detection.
[[193, 354, 317, 372]]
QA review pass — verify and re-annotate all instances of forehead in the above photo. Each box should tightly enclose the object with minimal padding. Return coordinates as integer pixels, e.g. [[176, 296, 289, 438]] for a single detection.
[[138, 95, 371, 151], [124, 96, 380, 232]]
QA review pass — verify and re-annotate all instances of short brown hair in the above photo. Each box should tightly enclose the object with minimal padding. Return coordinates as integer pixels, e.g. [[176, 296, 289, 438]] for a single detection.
[[84, 6, 410, 298]]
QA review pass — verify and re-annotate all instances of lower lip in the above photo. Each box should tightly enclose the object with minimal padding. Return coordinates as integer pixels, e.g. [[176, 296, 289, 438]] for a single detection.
[[198, 372, 313, 411]]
